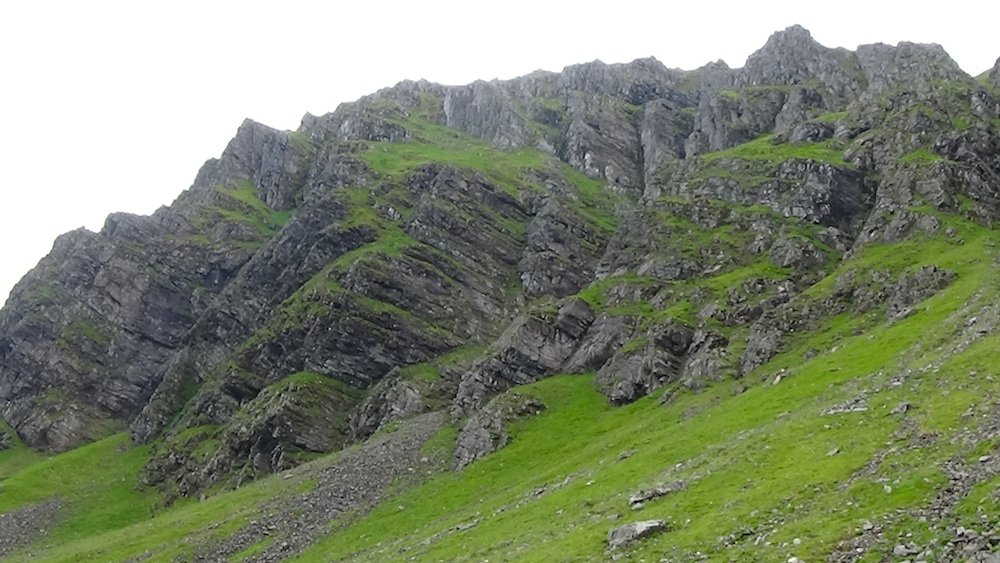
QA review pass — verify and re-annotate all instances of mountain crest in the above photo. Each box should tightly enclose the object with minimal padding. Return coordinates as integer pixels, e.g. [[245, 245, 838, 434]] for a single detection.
[[740, 24, 862, 103], [855, 40, 968, 93], [750, 23, 819, 58]]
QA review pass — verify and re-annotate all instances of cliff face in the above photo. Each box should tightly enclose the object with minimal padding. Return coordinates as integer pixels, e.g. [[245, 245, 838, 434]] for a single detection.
[[2, 25, 999, 503]]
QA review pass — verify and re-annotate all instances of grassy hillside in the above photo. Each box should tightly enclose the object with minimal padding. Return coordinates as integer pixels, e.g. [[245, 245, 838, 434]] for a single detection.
[[4, 209, 999, 561], [0, 434, 158, 551], [290, 215, 1000, 562]]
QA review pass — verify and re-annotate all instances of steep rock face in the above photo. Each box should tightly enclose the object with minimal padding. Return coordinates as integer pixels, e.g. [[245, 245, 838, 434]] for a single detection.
[[570, 193, 844, 405], [557, 58, 686, 104], [444, 81, 532, 149], [0, 210, 259, 451], [234, 289, 455, 389], [403, 165, 531, 283], [855, 42, 969, 94], [452, 299, 595, 414], [837, 68, 1000, 246], [681, 329, 733, 387], [301, 79, 448, 145], [128, 138, 371, 443], [684, 27, 863, 158], [691, 60, 737, 98], [560, 94, 645, 191], [196, 119, 315, 210], [205, 373, 363, 488], [437, 71, 563, 153], [139, 163, 542, 491], [640, 98, 695, 182], [144, 161, 528, 420], [443, 57, 697, 193], [556, 59, 694, 191], [129, 78, 627, 492], [595, 321, 693, 404], [563, 314, 637, 373], [130, 192, 377, 442], [348, 350, 472, 442], [519, 196, 607, 298], [676, 158, 870, 234], [597, 198, 838, 283], [684, 86, 788, 156], [990, 57, 1000, 90], [852, 163, 979, 247], [143, 372, 364, 499], [348, 370, 426, 441], [740, 25, 863, 105]]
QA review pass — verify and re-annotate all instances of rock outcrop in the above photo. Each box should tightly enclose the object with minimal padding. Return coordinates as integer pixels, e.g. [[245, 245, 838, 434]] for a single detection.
[[349, 361, 462, 441], [855, 42, 969, 94], [740, 264, 958, 375], [453, 299, 595, 414], [741, 25, 864, 104], [349, 370, 426, 440], [1, 216, 250, 451], [444, 81, 533, 149], [519, 196, 608, 298], [595, 321, 693, 404], [454, 392, 545, 469]]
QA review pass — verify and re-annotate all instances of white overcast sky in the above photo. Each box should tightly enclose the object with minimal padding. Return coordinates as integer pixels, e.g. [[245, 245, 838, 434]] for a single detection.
[[1, 0, 998, 303]]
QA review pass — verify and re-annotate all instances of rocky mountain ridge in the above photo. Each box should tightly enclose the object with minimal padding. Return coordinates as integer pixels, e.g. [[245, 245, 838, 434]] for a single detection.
[[2, 25, 1000, 561]]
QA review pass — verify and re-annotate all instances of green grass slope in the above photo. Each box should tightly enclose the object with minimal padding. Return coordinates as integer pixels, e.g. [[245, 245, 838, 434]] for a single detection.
[[7, 210, 999, 562], [0, 434, 158, 551], [291, 213, 1000, 561]]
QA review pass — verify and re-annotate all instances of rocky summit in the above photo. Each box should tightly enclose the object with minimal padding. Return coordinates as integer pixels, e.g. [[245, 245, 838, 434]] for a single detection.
[[2, 25, 1000, 562]]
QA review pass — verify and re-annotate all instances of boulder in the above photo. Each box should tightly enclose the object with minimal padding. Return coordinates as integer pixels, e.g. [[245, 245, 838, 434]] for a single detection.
[[628, 481, 687, 508], [607, 520, 668, 549]]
